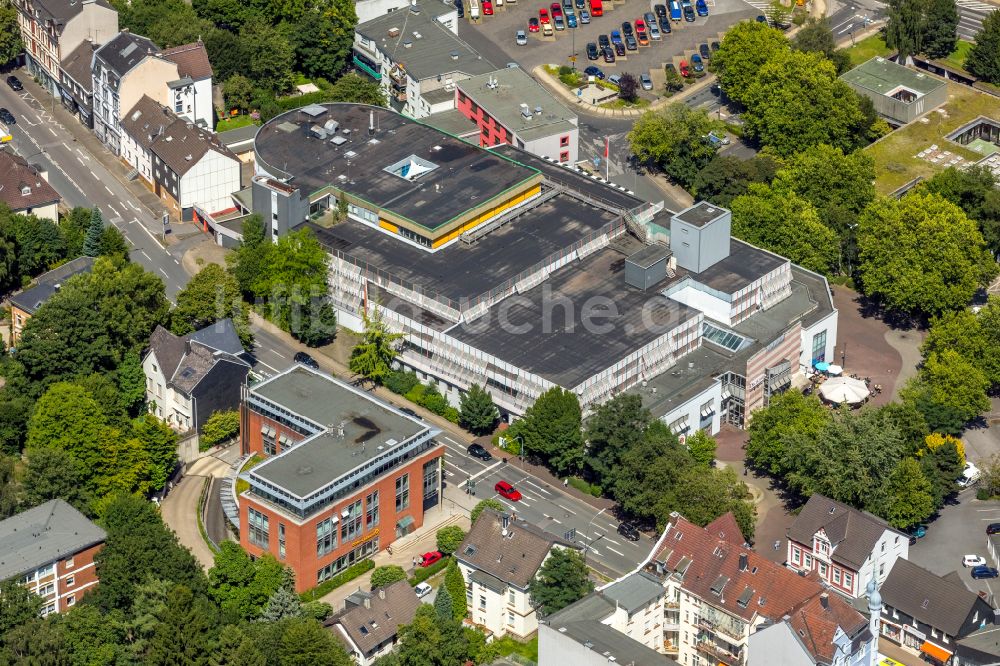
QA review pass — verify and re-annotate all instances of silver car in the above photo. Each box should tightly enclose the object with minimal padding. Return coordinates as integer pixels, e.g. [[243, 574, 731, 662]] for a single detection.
[[516, 29, 528, 45], [640, 72, 653, 90]]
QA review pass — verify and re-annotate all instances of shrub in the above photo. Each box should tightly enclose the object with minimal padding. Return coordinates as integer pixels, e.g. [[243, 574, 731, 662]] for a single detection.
[[371, 565, 407, 589], [299, 559, 375, 602], [567, 477, 602, 497], [436, 525, 467, 555], [384, 369, 420, 395], [558, 65, 574, 75], [408, 556, 450, 585], [201, 410, 240, 449]]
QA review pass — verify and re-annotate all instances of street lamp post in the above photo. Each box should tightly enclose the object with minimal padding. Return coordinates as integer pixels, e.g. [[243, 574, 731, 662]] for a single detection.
[[583, 507, 607, 563]]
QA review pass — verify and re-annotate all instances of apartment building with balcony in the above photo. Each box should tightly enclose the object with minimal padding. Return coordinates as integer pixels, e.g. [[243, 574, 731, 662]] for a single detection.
[[13, 0, 117, 97], [237, 366, 444, 592], [642, 512, 874, 666], [0, 500, 106, 615], [786, 493, 908, 599]]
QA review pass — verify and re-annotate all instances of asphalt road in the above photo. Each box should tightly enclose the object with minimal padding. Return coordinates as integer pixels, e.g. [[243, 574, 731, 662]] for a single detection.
[[0, 83, 188, 301]]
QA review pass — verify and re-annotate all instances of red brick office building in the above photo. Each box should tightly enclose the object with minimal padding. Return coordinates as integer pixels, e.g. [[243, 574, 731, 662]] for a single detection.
[[238, 366, 444, 592]]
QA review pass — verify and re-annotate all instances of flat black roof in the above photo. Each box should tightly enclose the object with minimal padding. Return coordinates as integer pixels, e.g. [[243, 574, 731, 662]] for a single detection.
[[679, 240, 787, 295], [674, 201, 727, 228], [310, 191, 622, 305], [628, 244, 671, 269], [450, 236, 700, 388], [254, 104, 538, 232]]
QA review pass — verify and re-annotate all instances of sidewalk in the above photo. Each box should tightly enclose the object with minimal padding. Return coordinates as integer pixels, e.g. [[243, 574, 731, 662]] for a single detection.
[[319, 508, 470, 609]]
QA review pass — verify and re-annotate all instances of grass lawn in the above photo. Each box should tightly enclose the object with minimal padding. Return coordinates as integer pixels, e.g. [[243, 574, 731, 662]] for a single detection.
[[940, 39, 974, 73], [602, 97, 651, 109], [845, 34, 893, 68], [216, 115, 258, 132], [492, 636, 539, 661], [866, 82, 1000, 194], [234, 454, 264, 496]]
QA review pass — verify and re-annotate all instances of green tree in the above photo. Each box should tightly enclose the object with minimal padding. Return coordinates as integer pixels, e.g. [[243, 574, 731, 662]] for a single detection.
[[202, 409, 241, 447], [276, 617, 353, 666], [712, 21, 790, 104], [584, 393, 650, 485], [443, 559, 467, 621], [742, 50, 870, 156], [239, 18, 295, 93], [62, 603, 128, 665], [84, 207, 104, 257], [22, 446, 92, 510], [59, 207, 92, 257], [9, 213, 67, 279], [660, 467, 757, 539], [730, 183, 839, 274], [86, 257, 171, 360], [920, 165, 1000, 256], [746, 390, 831, 476], [528, 548, 593, 616], [132, 413, 179, 491], [291, 295, 337, 347], [0, 617, 68, 663], [0, 454, 19, 519], [99, 224, 130, 261], [766, 0, 791, 28], [628, 105, 722, 189], [370, 565, 407, 589], [433, 584, 453, 621], [93, 493, 207, 612], [224, 74, 256, 113], [885, 0, 926, 61], [396, 605, 471, 666], [328, 72, 387, 106], [692, 154, 780, 207], [903, 350, 991, 434], [918, 437, 965, 505], [0, 579, 43, 636], [514, 387, 584, 475], [458, 384, 499, 435], [209, 541, 291, 621], [470, 498, 504, 523], [291, 0, 358, 80], [922, 298, 1000, 389], [966, 8, 1000, 84], [882, 457, 935, 530], [171, 263, 253, 347], [436, 525, 467, 556], [261, 586, 303, 622], [664, 65, 684, 93], [117, 349, 148, 416], [686, 429, 717, 467], [857, 192, 997, 317], [611, 421, 691, 524], [0, 390, 31, 455], [227, 214, 270, 299], [0, 2, 23, 65], [146, 585, 220, 665], [349, 306, 405, 384], [792, 18, 850, 73], [923, 0, 959, 59]]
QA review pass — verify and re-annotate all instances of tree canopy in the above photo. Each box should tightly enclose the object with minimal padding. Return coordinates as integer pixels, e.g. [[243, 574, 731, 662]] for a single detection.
[[513, 387, 584, 475], [712, 21, 790, 105], [528, 548, 593, 616], [628, 104, 723, 190], [967, 8, 1000, 84], [171, 263, 252, 347], [349, 306, 405, 384], [458, 384, 499, 435]]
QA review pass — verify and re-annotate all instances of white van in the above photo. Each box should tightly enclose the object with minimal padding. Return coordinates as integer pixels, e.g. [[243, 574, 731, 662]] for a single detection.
[[469, 0, 481, 18]]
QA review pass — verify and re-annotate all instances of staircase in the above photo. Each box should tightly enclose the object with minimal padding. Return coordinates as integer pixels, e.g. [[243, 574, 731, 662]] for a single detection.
[[125, 167, 140, 181], [220, 454, 250, 530]]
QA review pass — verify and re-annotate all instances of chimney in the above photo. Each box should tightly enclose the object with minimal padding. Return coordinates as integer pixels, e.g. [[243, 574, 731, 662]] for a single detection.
[[739, 553, 748, 571], [820, 593, 829, 610], [501, 513, 510, 532], [378, 588, 386, 600], [368, 110, 375, 137]]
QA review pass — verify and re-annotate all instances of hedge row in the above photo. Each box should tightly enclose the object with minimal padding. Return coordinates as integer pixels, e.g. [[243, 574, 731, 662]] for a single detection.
[[299, 558, 376, 602]]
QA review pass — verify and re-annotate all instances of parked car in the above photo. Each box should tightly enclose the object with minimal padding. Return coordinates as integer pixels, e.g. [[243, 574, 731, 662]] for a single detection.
[[455, 0, 465, 16], [635, 17, 646, 31], [696, 0, 708, 15], [707, 130, 730, 145], [579, 9, 591, 22], [625, 33, 637, 50], [576, 0, 586, 8], [539, 8, 550, 23], [679, 60, 690, 77], [0, 108, 15, 125], [640, 72, 653, 90], [598, 34, 610, 49], [414, 582, 433, 598], [398, 407, 421, 419], [6, 76, 22, 91], [654, 3, 667, 19], [483, 0, 493, 15], [669, 0, 682, 20], [613, 40, 625, 55], [972, 565, 1000, 579], [610, 29, 622, 44], [636, 29, 649, 45], [608, 73, 622, 85], [553, 13, 565, 28], [658, 15, 672, 32], [644, 12, 660, 38], [691, 53, 704, 72], [420, 551, 444, 567], [551, 1, 563, 16], [621, 20, 634, 35], [617, 522, 641, 541], [959, 461, 981, 488], [495, 480, 523, 501], [665, 63, 677, 74], [589, 0, 603, 16], [542, 21, 553, 35], [528, 16, 540, 31], [602, 46, 615, 62], [293, 351, 319, 369], [755, 13, 767, 22], [699, 42, 711, 59], [988, 523, 1000, 535], [516, 29, 528, 44], [964, 554, 987, 568], [586, 42, 599, 59], [567, 12, 578, 27], [683, 3, 695, 21], [467, 443, 493, 461], [563, 0, 573, 7]]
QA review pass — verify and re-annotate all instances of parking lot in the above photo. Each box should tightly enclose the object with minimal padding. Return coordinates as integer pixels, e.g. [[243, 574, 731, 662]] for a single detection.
[[456, 0, 761, 95]]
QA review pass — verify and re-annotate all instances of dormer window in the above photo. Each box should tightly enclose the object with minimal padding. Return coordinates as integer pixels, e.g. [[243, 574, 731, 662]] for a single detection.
[[20, 185, 31, 195]]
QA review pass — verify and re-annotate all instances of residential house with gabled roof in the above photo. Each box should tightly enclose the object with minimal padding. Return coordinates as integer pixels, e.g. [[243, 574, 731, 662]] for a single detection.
[[58, 39, 97, 128], [8, 256, 93, 344], [158, 40, 214, 130], [325, 580, 421, 666], [142, 319, 250, 436], [878, 558, 994, 665], [456, 510, 580, 639], [786, 494, 908, 598], [0, 149, 60, 221], [641, 512, 876, 666]]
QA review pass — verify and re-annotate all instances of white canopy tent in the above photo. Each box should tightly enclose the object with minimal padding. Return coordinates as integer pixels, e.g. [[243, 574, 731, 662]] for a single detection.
[[818, 376, 870, 405]]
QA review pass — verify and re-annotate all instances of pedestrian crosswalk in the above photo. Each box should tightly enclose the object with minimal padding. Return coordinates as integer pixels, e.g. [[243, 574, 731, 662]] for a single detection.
[[742, 0, 771, 11], [956, 0, 996, 12]]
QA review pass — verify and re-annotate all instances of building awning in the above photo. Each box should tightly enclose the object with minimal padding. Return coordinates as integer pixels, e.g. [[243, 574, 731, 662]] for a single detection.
[[920, 641, 952, 663], [396, 515, 415, 530], [260, 425, 276, 438], [700, 404, 715, 418]]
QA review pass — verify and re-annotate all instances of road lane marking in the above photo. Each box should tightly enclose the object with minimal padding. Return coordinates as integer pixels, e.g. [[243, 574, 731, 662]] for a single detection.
[[159, 267, 168, 277], [521, 478, 552, 495], [140, 250, 152, 260], [604, 537, 621, 546], [516, 498, 532, 507], [109, 204, 121, 216], [128, 201, 139, 211], [134, 218, 164, 246], [255, 359, 279, 373], [47, 127, 56, 136], [470, 461, 503, 482], [272, 350, 287, 359], [558, 505, 577, 516], [104, 185, 113, 195], [607, 546, 625, 557], [90, 169, 98, 178], [551, 518, 561, 524], [173, 258, 180, 264]]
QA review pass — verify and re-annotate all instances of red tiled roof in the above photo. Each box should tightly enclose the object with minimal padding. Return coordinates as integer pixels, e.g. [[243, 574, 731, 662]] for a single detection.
[[704, 512, 746, 547], [159, 41, 213, 80], [0, 151, 60, 213], [651, 513, 830, 623], [786, 592, 868, 663]]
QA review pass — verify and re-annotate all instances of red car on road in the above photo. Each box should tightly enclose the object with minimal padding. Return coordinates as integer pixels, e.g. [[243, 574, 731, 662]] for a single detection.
[[539, 7, 550, 22], [528, 16, 540, 31], [420, 551, 444, 567], [495, 480, 523, 501]]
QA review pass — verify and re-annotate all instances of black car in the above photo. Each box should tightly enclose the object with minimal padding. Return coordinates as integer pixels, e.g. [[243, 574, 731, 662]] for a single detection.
[[6, 76, 22, 91], [755, 14, 767, 22], [598, 34, 611, 49], [625, 33, 638, 50], [699, 43, 711, 59], [658, 15, 671, 32], [654, 3, 667, 18], [467, 443, 493, 461], [454, 0, 465, 17], [586, 42, 599, 60], [617, 522, 641, 541], [614, 40, 625, 56], [0, 108, 14, 125], [988, 523, 1000, 535], [972, 565, 1000, 579], [602, 46, 615, 63], [399, 407, 421, 419], [293, 351, 320, 369], [683, 4, 695, 21], [621, 21, 634, 36]]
